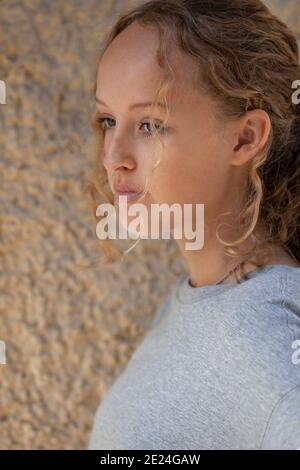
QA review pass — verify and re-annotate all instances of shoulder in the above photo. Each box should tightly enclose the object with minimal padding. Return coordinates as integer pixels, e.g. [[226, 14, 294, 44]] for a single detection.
[[231, 265, 300, 333], [232, 265, 300, 364], [150, 293, 172, 330], [149, 272, 189, 331], [260, 385, 300, 449]]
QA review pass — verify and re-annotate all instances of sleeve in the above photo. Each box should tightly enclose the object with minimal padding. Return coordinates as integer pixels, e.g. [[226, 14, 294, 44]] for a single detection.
[[259, 385, 300, 450]]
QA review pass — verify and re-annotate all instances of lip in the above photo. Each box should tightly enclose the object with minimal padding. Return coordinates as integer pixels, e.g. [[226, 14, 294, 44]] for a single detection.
[[113, 182, 144, 204], [114, 191, 143, 204], [113, 182, 143, 193]]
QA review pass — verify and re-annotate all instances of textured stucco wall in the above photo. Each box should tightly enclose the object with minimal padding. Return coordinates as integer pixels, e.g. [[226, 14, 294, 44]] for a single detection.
[[0, 0, 299, 450]]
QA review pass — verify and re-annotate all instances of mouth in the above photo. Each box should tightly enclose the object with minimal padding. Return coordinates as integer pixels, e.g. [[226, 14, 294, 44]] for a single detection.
[[114, 191, 143, 204]]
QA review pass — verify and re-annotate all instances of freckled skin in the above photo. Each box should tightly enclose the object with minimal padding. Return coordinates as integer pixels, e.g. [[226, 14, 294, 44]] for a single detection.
[[95, 21, 298, 285]]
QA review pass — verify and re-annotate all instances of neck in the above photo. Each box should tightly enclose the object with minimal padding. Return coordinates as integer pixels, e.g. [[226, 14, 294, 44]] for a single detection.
[[175, 217, 268, 288]]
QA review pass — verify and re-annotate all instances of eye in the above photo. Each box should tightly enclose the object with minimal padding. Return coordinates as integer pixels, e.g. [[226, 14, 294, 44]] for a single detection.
[[140, 121, 165, 137], [95, 116, 166, 137], [96, 116, 115, 130]]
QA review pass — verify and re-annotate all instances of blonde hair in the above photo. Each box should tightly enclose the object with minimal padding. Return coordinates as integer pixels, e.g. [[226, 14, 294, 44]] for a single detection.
[[85, 0, 300, 280]]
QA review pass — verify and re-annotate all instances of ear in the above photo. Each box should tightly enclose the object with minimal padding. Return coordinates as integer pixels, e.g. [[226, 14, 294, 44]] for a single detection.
[[231, 109, 271, 166]]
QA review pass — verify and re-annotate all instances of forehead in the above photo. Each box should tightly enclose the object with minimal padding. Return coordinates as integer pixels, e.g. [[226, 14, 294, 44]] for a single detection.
[[96, 22, 202, 110]]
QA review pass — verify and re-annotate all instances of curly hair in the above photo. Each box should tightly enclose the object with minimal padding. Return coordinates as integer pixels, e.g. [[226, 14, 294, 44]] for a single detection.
[[85, 0, 300, 281]]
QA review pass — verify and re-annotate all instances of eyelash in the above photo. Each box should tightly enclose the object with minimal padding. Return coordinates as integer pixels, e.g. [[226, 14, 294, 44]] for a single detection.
[[95, 116, 166, 137]]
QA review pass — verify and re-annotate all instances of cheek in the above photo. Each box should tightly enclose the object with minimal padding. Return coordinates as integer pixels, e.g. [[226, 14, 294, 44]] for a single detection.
[[146, 143, 228, 207], [145, 149, 205, 204]]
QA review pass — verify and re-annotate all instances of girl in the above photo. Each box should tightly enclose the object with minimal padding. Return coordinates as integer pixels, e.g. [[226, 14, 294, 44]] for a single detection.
[[87, 0, 300, 450]]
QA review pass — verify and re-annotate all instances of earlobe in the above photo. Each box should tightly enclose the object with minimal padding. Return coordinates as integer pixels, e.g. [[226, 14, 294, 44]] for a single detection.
[[231, 145, 256, 167]]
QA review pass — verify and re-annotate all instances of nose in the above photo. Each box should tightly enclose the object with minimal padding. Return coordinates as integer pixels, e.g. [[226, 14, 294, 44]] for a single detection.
[[103, 153, 136, 173], [102, 138, 136, 173]]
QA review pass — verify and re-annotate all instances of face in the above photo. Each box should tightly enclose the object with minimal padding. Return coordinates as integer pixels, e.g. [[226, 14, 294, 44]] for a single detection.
[[95, 21, 252, 239]]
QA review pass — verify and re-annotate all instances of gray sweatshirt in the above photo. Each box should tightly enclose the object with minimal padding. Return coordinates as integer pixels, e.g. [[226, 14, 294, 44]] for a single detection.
[[88, 264, 300, 450]]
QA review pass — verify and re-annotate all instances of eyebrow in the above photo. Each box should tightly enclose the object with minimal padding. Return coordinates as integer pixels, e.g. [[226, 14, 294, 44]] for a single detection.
[[95, 96, 167, 111]]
